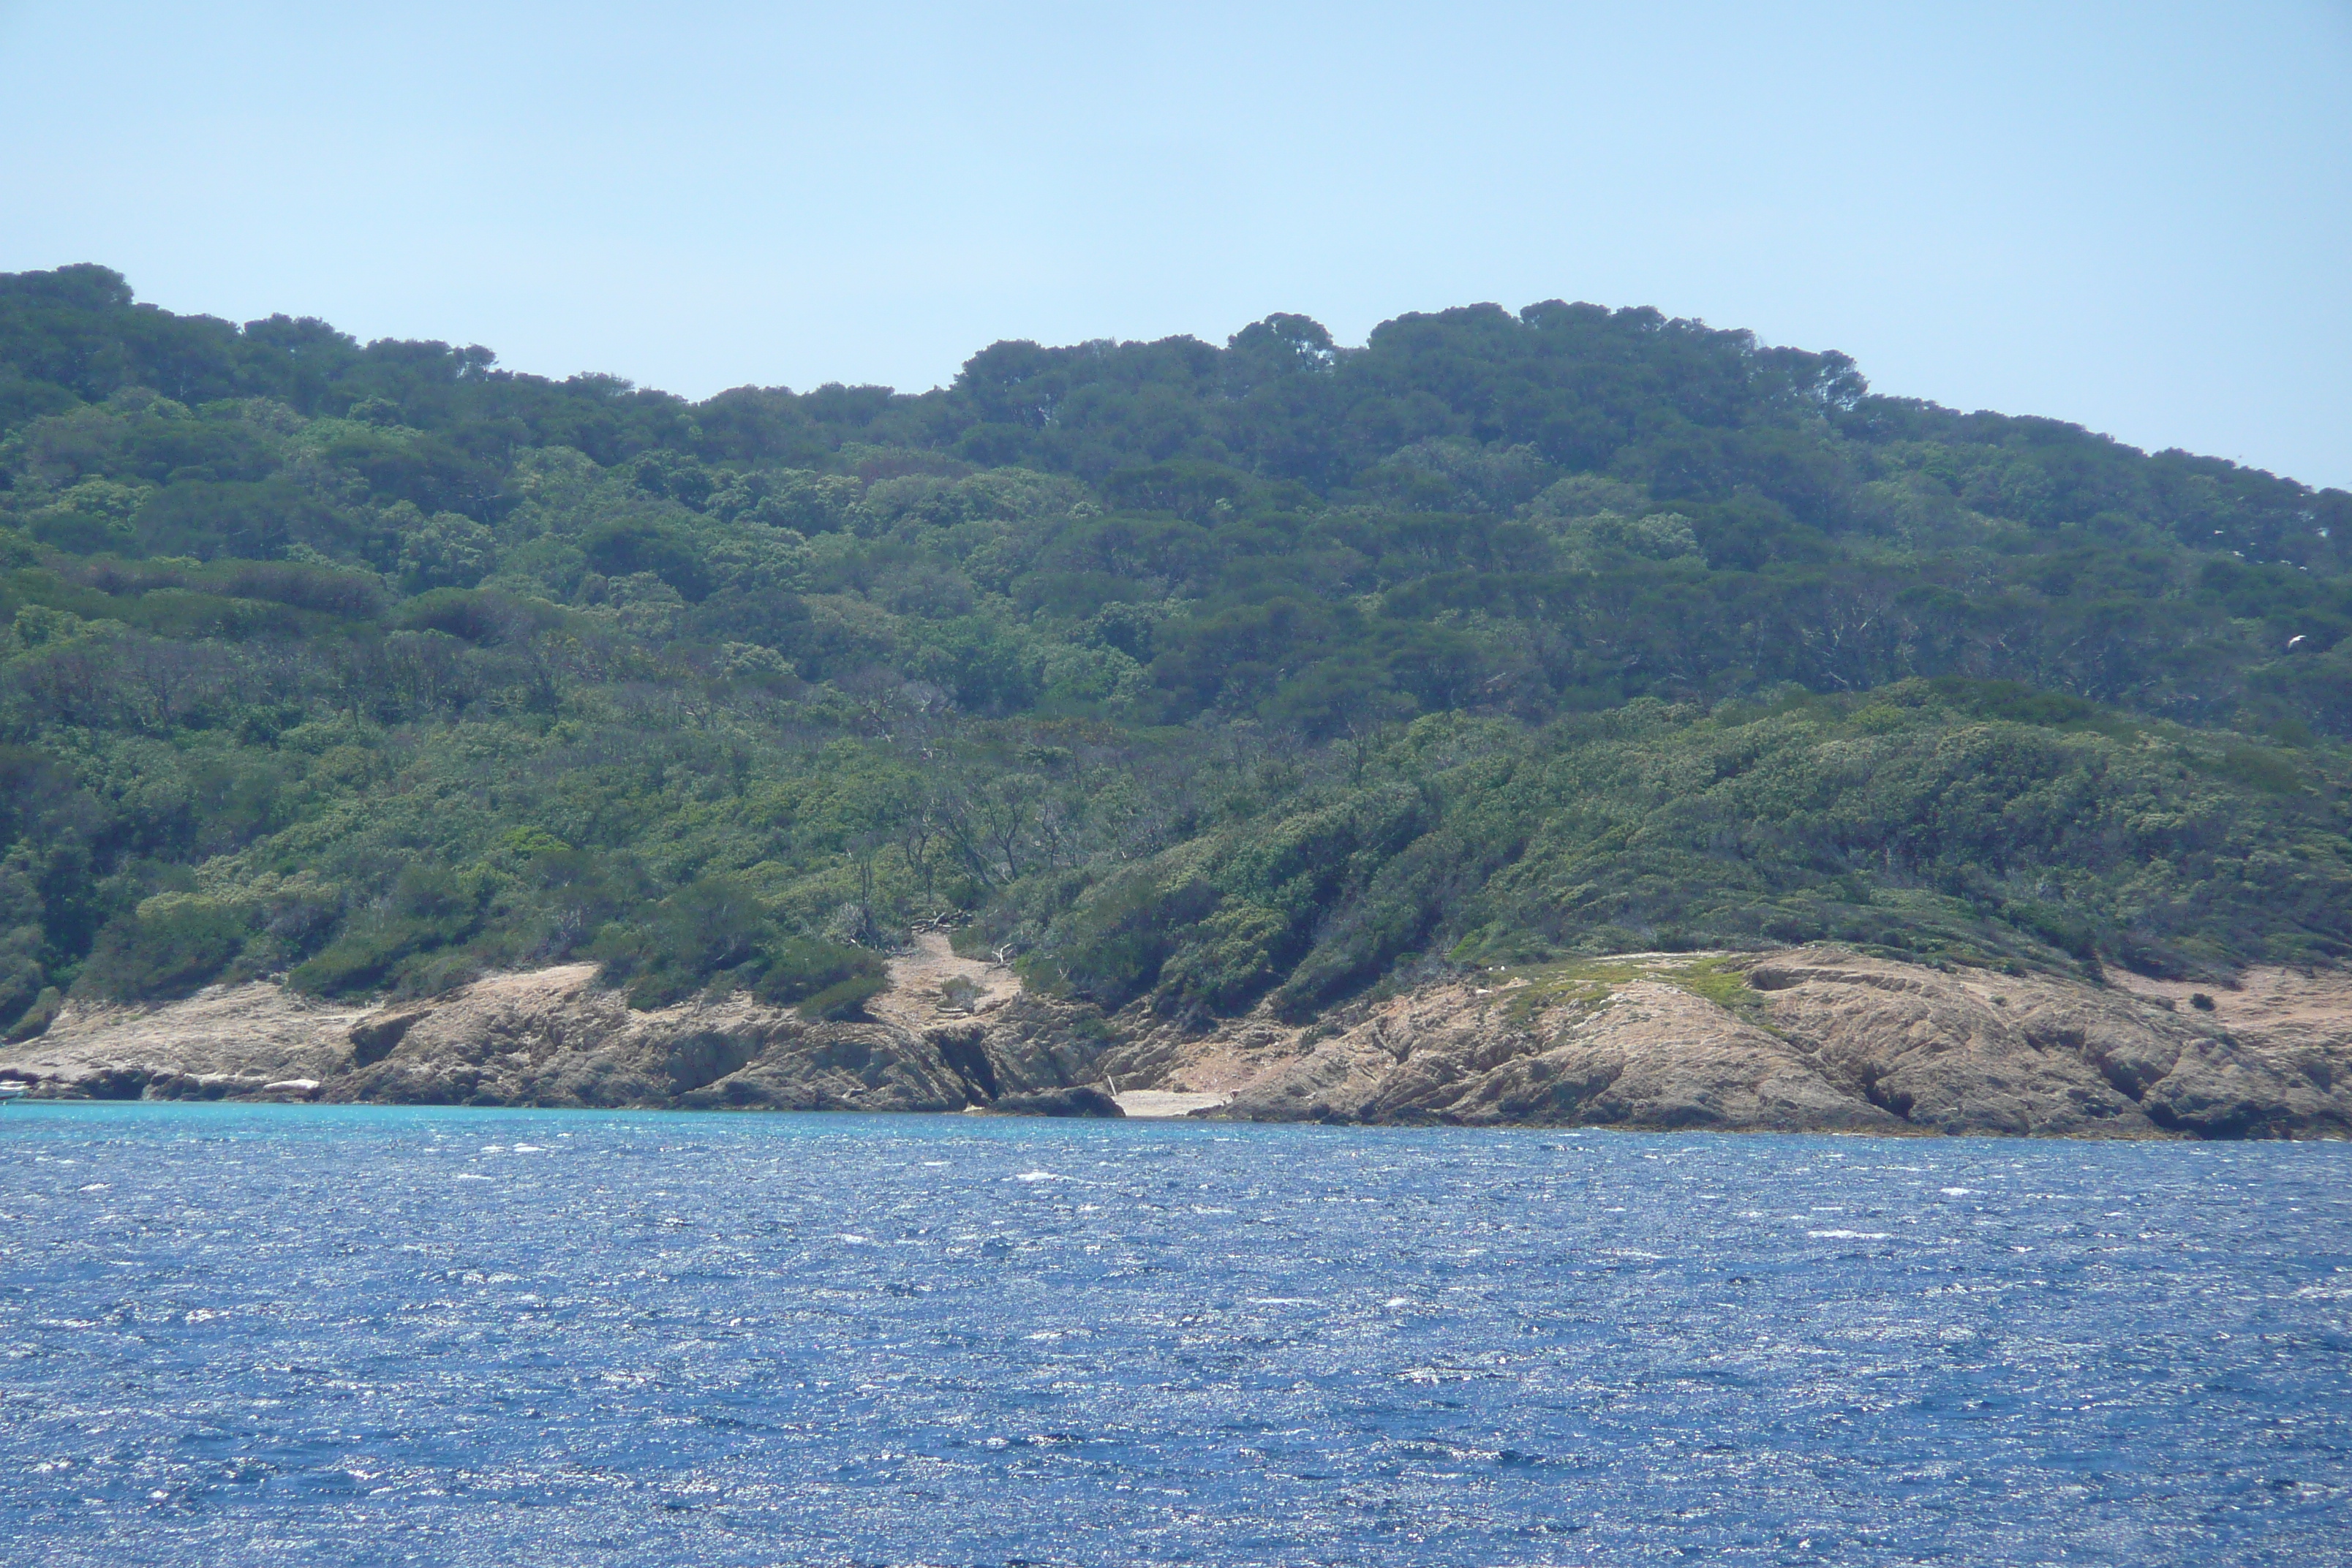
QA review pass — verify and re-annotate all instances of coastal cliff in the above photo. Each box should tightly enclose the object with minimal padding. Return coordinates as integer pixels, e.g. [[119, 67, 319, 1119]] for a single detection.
[[4, 943, 2349, 1139]]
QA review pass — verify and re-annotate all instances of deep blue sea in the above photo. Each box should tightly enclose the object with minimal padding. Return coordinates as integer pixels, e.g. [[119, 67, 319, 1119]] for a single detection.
[[2, 1105, 2347, 1567]]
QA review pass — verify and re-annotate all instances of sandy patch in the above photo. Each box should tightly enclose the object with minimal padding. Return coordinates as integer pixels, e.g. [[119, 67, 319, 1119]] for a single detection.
[[868, 932, 1021, 1034]]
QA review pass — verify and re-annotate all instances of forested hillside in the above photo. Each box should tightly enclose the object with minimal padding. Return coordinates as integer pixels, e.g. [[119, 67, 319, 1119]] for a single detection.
[[1, 261, 2348, 1041]]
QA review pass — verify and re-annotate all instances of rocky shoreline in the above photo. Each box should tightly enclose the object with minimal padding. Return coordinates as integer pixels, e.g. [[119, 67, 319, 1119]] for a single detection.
[[4, 944, 2349, 1139], [1101, 952, 2352, 1139]]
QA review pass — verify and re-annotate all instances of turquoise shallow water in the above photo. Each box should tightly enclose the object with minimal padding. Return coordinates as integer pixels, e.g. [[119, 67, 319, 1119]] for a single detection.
[[1, 1103, 2347, 1566]]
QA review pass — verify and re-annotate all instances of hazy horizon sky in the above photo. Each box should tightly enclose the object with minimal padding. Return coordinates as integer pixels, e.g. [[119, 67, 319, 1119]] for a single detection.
[[4, 1, 2347, 489]]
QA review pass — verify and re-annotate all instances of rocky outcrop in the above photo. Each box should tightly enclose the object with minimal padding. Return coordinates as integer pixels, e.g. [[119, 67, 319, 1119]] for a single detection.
[[0, 949, 1123, 1115], [1742, 954, 2351, 1139], [1098, 949, 2352, 1139], [4, 943, 2349, 1139], [0, 982, 379, 1101], [325, 964, 983, 1111], [1101, 970, 1901, 1131], [987, 1085, 1126, 1118]]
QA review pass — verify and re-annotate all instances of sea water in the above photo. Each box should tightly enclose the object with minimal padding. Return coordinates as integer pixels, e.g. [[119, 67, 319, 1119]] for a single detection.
[[1, 1104, 2346, 1567]]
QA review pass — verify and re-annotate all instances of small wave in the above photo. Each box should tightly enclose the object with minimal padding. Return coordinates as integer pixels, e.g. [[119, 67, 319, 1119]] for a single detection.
[[1942, 1187, 1975, 1196], [1807, 1229, 1892, 1240], [1013, 1170, 1057, 1182], [453, 1174, 491, 1182]]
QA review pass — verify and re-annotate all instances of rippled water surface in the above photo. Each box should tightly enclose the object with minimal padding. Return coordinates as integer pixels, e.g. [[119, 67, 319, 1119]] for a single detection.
[[2, 1105, 2348, 1565]]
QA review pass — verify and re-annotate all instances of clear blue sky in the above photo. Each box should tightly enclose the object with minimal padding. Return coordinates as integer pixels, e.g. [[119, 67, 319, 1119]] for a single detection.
[[4, 1, 2347, 489]]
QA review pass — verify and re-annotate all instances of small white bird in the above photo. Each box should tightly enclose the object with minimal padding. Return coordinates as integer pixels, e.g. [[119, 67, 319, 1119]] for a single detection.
[[2288, 635, 2307, 649]]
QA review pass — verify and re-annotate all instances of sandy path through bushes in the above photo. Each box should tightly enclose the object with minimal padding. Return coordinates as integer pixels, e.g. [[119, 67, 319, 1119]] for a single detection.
[[869, 932, 1021, 1033]]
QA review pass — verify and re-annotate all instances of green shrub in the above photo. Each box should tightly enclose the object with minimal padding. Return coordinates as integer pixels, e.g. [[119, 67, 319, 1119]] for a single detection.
[[1049, 870, 1219, 1009], [592, 875, 774, 1009], [1158, 899, 1294, 1014], [287, 865, 485, 998], [77, 898, 249, 1001], [595, 891, 887, 1014], [581, 520, 710, 600], [751, 936, 885, 1008], [5, 985, 64, 1041], [288, 916, 436, 997], [395, 587, 563, 644], [796, 973, 886, 1021], [31, 510, 137, 555]]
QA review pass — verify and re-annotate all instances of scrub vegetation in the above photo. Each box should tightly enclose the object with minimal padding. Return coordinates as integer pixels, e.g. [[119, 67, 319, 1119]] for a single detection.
[[1, 263, 2347, 1038]]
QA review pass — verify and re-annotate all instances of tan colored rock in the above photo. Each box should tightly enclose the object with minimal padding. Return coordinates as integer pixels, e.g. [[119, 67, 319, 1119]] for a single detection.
[[1202, 972, 1897, 1132], [1741, 955, 2161, 1136], [1746, 952, 2352, 1139], [0, 981, 375, 1100], [0, 954, 1118, 1115], [323, 963, 965, 1111], [1122, 948, 2352, 1139], [6, 941, 2348, 1139]]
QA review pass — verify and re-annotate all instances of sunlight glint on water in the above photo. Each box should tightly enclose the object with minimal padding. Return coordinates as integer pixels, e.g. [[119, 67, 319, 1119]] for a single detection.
[[2, 1103, 2347, 1566]]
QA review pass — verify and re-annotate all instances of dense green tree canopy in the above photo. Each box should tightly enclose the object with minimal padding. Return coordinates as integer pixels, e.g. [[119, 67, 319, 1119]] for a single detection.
[[0, 263, 2345, 1039]]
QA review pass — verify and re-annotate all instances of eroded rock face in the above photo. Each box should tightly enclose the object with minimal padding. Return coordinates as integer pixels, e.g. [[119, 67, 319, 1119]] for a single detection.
[[989, 1085, 1124, 1118], [1746, 954, 2352, 1139], [0, 982, 377, 1102], [0, 960, 1115, 1115], [1110, 949, 2352, 1139], [325, 965, 981, 1112], [1192, 976, 1900, 1133], [4, 945, 2348, 1139]]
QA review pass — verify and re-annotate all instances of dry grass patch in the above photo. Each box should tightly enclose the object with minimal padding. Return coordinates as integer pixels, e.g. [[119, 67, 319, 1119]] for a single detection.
[[1490, 952, 1774, 1030]]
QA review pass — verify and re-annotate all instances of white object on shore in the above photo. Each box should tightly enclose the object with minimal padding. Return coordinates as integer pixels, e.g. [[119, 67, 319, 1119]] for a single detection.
[[0, 1081, 28, 1101], [1112, 1090, 1229, 1119]]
